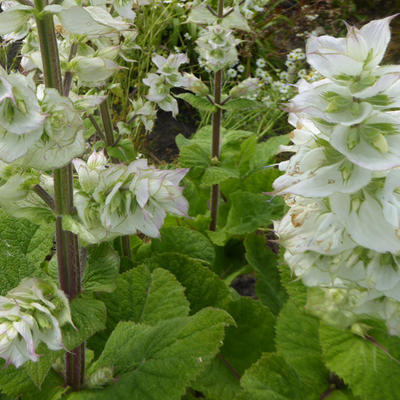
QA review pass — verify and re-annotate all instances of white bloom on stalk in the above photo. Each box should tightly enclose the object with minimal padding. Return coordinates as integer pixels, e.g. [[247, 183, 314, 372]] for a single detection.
[[128, 98, 157, 132], [306, 16, 395, 80], [18, 88, 85, 170], [0, 68, 45, 163], [196, 25, 240, 72], [0, 278, 71, 368], [67, 153, 189, 244], [273, 15, 400, 336]]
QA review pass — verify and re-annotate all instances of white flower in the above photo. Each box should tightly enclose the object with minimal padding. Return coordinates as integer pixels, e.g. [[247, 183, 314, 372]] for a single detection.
[[306, 16, 396, 80], [196, 25, 239, 72], [256, 58, 266, 68], [0, 278, 71, 368], [68, 154, 189, 243], [0, 68, 45, 163]]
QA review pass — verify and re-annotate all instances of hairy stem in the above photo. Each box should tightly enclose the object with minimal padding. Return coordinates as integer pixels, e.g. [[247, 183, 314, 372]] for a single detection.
[[34, 0, 84, 390], [209, 0, 224, 231], [99, 98, 132, 259]]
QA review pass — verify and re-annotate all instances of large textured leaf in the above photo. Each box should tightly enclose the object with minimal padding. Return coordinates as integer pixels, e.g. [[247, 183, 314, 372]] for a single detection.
[[151, 226, 215, 265], [192, 357, 242, 400], [0, 209, 54, 294], [221, 297, 276, 374], [193, 297, 276, 399], [24, 344, 62, 389], [63, 298, 107, 350], [276, 301, 329, 399], [176, 93, 216, 113], [0, 363, 65, 400], [201, 166, 240, 186], [241, 353, 304, 400], [144, 253, 232, 313], [319, 322, 400, 400], [101, 265, 190, 329], [82, 243, 120, 293], [224, 191, 277, 235], [68, 308, 233, 400], [244, 234, 286, 315]]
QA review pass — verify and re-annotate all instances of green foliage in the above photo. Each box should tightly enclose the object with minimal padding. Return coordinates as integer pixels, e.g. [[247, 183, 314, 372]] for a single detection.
[[82, 243, 120, 294], [143, 252, 233, 313], [67, 308, 233, 400], [0, 364, 65, 400], [276, 301, 329, 398], [244, 234, 287, 315], [176, 93, 216, 113], [151, 226, 215, 265], [63, 298, 107, 351], [0, 209, 54, 294], [101, 265, 190, 329], [319, 322, 400, 400], [221, 297, 276, 374], [224, 191, 281, 235], [241, 353, 304, 400]]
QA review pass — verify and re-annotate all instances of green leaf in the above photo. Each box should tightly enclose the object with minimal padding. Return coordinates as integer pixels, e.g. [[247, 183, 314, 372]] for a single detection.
[[24, 344, 62, 389], [192, 356, 242, 400], [202, 166, 240, 186], [221, 297, 275, 374], [0, 362, 65, 400], [255, 135, 291, 165], [276, 301, 329, 398], [221, 98, 262, 112], [68, 308, 234, 400], [151, 226, 215, 265], [144, 253, 232, 313], [106, 139, 135, 163], [245, 234, 286, 315], [279, 264, 308, 307], [63, 298, 107, 350], [0, 209, 54, 295], [82, 243, 120, 294], [319, 322, 400, 400], [101, 265, 190, 329], [241, 353, 304, 400], [176, 93, 216, 112], [179, 143, 211, 168], [224, 191, 276, 235]]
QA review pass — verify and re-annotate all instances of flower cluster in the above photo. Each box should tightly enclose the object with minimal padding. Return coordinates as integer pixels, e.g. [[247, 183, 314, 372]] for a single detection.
[[273, 16, 400, 335], [65, 151, 189, 244], [143, 53, 188, 117], [0, 278, 72, 368]]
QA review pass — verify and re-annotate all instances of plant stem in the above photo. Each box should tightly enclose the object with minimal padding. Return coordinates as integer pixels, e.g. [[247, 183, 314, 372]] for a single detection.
[[34, 0, 84, 390], [209, 0, 224, 232], [99, 98, 132, 259]]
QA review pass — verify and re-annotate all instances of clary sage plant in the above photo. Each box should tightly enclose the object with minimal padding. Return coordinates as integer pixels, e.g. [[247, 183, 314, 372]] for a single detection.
[[274, 16, 400, 336], [0, 0, 191, 390], [0, 0, 260, 394]]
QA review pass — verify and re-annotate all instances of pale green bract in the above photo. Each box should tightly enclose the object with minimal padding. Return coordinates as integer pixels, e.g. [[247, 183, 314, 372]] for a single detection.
[[273, 16, 400, 336], [196, 25, 240, 72], [17, 88, 85, 170], [0, 278, 72, 368], [143, 53, 188, 117], [0, 68, 45, 163], [66, 151, 189, 244]]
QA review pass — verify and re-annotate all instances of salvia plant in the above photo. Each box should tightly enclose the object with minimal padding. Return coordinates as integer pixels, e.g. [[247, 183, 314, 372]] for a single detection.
[[0, 0, 400, 397], [274, 15, 400, 336]]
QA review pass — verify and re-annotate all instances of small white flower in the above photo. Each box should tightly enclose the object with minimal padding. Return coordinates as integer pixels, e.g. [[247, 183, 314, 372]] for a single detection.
[[256, 58, 266, 68], [237, 64, 245, 73], [227, 68, 237, 78]]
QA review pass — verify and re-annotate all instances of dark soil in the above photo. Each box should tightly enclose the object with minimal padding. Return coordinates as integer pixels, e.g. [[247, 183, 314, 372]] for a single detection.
[[144, 92, 200, 163], [231, 274, 257, 298]]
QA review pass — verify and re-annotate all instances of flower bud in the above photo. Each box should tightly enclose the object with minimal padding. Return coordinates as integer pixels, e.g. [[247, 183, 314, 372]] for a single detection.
[[229, 77, 260, 98]]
